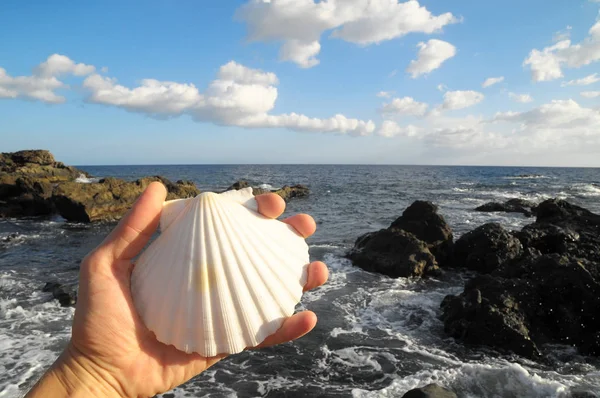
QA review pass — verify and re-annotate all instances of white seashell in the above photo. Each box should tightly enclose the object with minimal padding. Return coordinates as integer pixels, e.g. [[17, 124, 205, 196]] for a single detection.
[[131, 187, 310, 357]]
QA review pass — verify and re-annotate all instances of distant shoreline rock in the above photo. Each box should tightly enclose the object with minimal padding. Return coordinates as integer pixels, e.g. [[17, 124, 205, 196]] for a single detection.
[[475, 198, 537, 217], [0, 150, 309, 223], [226, 180, 310, 202]]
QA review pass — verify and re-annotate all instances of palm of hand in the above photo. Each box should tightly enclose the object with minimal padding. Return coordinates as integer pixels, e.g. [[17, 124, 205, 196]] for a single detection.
[[65, 183, 327, 397]]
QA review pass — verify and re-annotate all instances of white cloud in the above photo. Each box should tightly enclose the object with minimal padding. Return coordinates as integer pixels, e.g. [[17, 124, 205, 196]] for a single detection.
[[377, 120, 420, 137], [406, 39, 456, 78], [82, 60, 374, 136], [553, 26, 572, 43], [440, 90, 484, 110], [0, 54, 95, 104], [524, 21, 600, 82], [437, 84, 447, 92], [34, 54, 95, 77], [482, 76, 504, 88], [376, 91, 393, 98], [581, 91, 600, 98], [237, 0, 458, 68], [380, 96, 428, 116], [509, 92, 534, 103], [561, 73, 600, 87]]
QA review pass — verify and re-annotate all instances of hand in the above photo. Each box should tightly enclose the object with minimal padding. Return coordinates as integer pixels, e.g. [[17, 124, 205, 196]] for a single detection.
[[26, 182, 328, 397]]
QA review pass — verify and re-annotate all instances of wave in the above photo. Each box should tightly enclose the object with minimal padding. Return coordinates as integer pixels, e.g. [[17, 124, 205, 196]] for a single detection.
[[502, 174, 550, 180], [571, 183, 600, 197], [75, 174, 100, 183]]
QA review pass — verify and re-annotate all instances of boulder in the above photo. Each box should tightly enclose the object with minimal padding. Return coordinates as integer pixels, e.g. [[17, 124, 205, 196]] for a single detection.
[[390, 201, 453, 265], [441, 274, 541, 358], [226, 180, 310, 201], [42, 282, 77, 307], [53, 176, 200, 222], [475, 198, 537, 217], [442, 254, 600, 358], [451, 223, 522, 273], [347, 228, 439, 278], [402, 384, 457, 398]]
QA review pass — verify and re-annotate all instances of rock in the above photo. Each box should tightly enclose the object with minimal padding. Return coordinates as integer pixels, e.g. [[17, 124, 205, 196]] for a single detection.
[[475, 198, 537, 217], [10, 150, 56, 166], [42, 282, 77, 307], [226, 180, 310, 201], [451, 223, 522, 273], [441, 274, 541, 358], [53, 176, 200, 222], [516, 199, 600, 263], [274, 184, 310, 201], [347, 228, 439, 278], [442, 254, 600, 358], [402, 384, 457, 398], [390, 201, 453, 265]]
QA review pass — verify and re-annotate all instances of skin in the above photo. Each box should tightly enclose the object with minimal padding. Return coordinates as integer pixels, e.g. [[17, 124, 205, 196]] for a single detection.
[[26, 182, 329, 398]]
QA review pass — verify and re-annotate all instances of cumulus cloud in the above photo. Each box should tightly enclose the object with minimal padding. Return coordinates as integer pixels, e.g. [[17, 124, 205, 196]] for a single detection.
[[440, 90, 484, 110], [0, 54, 95, 104], [561, 73, 600, 87], [524, 21, 600, 82], [380, 96, 428, 116], [237, 0, 458, 68], [376, 91, 393, 98], [482, 76, 504, 88], [377, 120, 420, 137], [581, 91, 600, 98], [82, 60, 374, 136], [509, 93, 534, 103], [406, 39, 456, 78]]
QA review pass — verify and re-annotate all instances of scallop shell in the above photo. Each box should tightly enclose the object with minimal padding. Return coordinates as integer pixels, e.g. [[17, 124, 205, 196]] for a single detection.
[[131, 187, 309, 356]]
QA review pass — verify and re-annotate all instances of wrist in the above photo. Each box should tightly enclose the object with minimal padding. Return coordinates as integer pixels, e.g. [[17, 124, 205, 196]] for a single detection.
[[27, 343, 126, 398]]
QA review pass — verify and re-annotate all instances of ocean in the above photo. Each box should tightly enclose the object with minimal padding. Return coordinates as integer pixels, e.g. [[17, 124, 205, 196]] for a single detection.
[[1, 165, 600, 397]]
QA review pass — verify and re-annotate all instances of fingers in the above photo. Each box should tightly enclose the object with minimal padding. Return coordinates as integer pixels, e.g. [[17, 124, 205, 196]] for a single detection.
[[256, 311, 317, 349], [284, 214, 316, 238], [304, 261, 328, 292], [100, 182, 168, 262], [255, 193, 285, 219]]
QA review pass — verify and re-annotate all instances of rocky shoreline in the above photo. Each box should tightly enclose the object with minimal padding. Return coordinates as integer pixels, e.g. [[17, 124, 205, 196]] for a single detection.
[[348, 198, 600, 363], [0, 150, 309, 223]]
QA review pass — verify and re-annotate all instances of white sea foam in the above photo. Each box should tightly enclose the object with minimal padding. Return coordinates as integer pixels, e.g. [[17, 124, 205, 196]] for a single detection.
[[572, 183, 600, 197], [74, 174, 100, 183], [351, 362, 573, 398], [257, 183, 274, 190]]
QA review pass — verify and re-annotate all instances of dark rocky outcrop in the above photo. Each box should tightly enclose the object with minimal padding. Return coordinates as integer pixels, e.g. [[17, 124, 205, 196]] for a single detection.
[[390, 201, 453, 266], [451, 223, 522, 274], [347, 201, 452, 278], [475, 198, 537, 217], [42, 282, 77, 307], [402, 384, 457, 398], [441, 199, 600, 358], [0, 150, 201, 222], [53, 176, 200, 222], [348, 228, 439, 278], [226, 180, 310, 202]]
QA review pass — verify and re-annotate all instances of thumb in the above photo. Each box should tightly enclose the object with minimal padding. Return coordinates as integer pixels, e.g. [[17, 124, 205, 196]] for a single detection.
[[100, 181, 168, 262]]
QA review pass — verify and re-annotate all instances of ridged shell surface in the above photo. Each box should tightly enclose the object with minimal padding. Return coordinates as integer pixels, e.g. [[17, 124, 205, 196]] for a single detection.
[[131, 188, 309, 357]]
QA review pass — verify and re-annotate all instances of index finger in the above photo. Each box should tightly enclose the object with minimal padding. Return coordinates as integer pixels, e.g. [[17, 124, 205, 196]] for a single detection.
[[101, 182, 168, 261]]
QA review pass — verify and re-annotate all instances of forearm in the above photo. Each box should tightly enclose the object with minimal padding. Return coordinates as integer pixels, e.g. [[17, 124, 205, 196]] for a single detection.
[[26, 344, 124, 398]]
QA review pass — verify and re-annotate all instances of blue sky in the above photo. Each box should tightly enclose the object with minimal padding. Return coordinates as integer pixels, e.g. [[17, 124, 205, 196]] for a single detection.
[[1, 0, 599, 166]]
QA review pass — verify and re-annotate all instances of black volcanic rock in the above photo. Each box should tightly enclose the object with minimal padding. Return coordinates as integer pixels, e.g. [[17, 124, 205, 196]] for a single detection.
[[475, 198, 537, 217], [402, 384, 457, 398]]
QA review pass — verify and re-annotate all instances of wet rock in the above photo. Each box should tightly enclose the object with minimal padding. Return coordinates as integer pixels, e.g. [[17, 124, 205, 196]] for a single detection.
[[442, 254, 600, 358], [42, 282, 77, 307], [402, 384, 457, 398], [390, 200, 453, 265], [348, 228, 439, 278], [451, 223, 522, 273], [441, 274, 541, 358], [53, 176, 200, 222], [475, 198, 537, 217], [226, 180, 310, 201]]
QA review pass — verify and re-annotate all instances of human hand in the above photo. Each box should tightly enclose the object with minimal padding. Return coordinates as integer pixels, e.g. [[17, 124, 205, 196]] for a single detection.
[[26, 182, 328, 397]]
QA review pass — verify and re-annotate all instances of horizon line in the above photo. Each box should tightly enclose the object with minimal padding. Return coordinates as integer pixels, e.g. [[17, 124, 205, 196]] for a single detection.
[[74, 163, 600, 169]]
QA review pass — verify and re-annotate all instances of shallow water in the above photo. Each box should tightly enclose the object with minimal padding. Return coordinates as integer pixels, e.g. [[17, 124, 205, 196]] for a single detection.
[[1, 165, 600, 397]]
